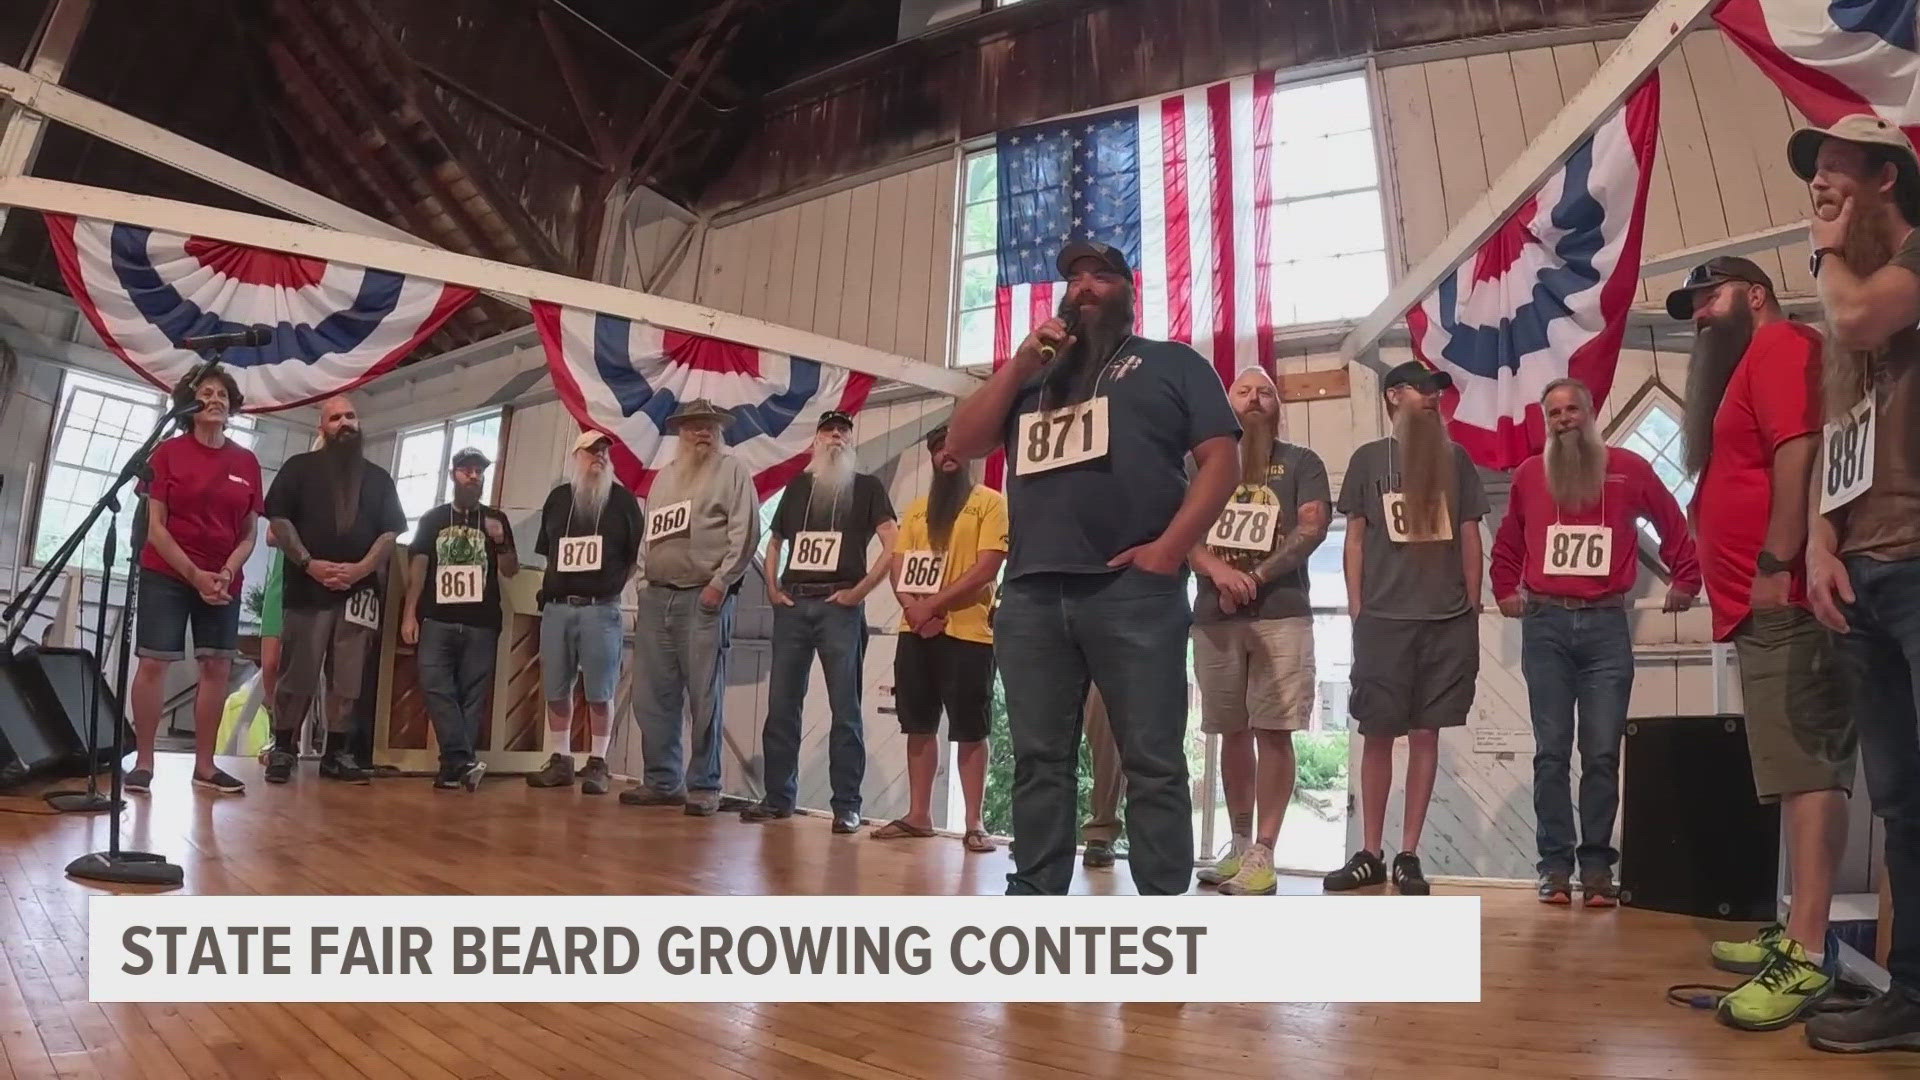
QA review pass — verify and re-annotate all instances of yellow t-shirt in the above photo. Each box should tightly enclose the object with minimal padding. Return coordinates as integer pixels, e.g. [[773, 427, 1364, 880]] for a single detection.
[[894, 486, 1009, 645]]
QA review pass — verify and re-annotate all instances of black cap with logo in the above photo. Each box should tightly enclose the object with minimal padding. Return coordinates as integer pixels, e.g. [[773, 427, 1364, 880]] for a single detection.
[[1380, 360, 1454, 395], [1663, 256, 1775, 321], [817, 410, 855, 432], [1056, 240, 1133, 279]]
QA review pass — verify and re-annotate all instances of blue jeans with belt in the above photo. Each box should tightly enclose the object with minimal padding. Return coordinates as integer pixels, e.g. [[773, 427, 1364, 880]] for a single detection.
[[995, 568, 1194, 896], [1838, 556, 1920, 991], [761, 595, 868, 814], [1520, 601, 1634, 877]]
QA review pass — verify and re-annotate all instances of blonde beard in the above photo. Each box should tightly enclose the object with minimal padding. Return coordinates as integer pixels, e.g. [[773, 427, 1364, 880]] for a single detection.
[[1237, 412, 1275, 484], [1395, 407, 1456, 540], [568, 461, 614, 520], [1544, 424, 1608, 511]]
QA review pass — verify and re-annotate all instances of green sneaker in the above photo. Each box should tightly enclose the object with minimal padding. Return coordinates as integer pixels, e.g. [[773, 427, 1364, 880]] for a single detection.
[[1711, 922, 1786, 976], [1196, 848, 1243, 887], [1716, 939, 1832, 1032], [1217, 846, 1277, 896]]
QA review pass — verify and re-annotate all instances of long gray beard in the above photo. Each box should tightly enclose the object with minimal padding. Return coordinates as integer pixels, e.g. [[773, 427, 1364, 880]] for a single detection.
[[926, 467, 975, 551], [1394, 407, 1456, 539], [569, 462, 613, 521], [806, 444, 856, 514], [662, 442, 719, 493], [1544, 425, 1607, 511]]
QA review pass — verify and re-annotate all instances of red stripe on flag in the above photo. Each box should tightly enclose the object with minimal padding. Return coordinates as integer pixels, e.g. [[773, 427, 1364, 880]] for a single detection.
[[1029, 281, 1054, 332], [1714, 0, 1920, 145], [994, 284, 1014, 372], [1161, 95, 1193, 345], [1207, 81, 1237, 385], [1251, 70, 1277, 378]]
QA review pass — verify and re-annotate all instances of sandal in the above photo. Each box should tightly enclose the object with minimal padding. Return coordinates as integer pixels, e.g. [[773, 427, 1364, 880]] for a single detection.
[[963, 830, 996, 853], [871, 818, 937, 840]]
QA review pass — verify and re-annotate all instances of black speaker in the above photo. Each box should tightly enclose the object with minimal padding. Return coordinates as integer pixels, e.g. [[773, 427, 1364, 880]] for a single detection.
[[25, 646, 130, 773], [1620, 713, 1781, 921], [0, 651, 78, 792]]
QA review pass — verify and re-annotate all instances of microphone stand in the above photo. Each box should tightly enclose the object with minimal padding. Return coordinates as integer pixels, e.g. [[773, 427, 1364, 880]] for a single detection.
[[17, 352, 226, 884]]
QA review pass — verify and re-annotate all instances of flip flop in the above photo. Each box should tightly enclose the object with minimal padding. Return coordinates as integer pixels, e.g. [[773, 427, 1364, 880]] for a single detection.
[[871, 818, 937, 840], [963, 830, 996, 853]]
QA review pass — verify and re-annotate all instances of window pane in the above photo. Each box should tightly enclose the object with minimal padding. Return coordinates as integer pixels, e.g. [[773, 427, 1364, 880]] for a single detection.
[[1274, 75, 1371, 143], [1273, 130, 1379, 200], [963, 200, 998, 258], [957, 308, 996, 368], [960, 255, 998, 311], [965, 152, 998, 205], [1274, 191, 1385, 260], [1274, 250, 1388, 324]]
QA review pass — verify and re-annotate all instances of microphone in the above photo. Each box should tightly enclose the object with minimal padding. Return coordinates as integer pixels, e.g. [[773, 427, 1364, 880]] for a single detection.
[[1038, 309, 1082, 362], [179, 326, 272, 352]]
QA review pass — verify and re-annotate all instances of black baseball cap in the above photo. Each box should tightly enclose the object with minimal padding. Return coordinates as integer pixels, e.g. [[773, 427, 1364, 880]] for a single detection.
[[924, 423, 949, 450], [1663, 256, 1775, 321], [817, 410, 854, 432], [450, 446, 491, 470], [1056, 240, 1133, 279], [1381, 360, 1453, 395]]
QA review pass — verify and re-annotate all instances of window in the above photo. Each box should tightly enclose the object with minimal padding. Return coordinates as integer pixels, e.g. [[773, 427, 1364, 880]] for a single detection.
[[33, 371, 263, 574], [951, 71, 1388, 367], [1609, 388, 1693, 541], [392, 410, 505, 542]]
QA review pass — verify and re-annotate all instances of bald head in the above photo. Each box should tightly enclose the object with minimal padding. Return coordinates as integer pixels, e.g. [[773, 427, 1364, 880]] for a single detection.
[[318, 395, 361, 447], [1227, 367, 1278, 424]]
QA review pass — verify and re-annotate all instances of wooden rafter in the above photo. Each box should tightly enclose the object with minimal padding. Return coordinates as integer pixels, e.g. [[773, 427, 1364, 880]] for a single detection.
[[626, 0, 743, 184]]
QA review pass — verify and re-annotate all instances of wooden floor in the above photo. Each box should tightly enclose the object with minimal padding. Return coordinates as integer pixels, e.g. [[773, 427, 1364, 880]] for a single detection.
[[0, 755, 1906, 1080]]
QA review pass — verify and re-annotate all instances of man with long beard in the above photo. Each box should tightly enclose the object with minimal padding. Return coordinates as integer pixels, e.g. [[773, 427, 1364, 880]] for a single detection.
[[263, 394, 406, 784], [742, 411, 898, 832], [528, 431, 644, 795], [1324, 361, 1487, 896], [1490, 378, 1697, 907], [1674, 252, 1855, 1033], [945, 240, 1239, 897], [870, 424, 1007, 850], [1187, 367, 1329, 895], [1794, 115, 1920, 1054], [401, 447, 517, 792], [620, 400, 758, 815]]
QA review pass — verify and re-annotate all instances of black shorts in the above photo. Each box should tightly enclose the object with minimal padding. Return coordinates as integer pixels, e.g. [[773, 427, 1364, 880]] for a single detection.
[[894, 633, 994, 742], [1349, 610, 1479, 737]]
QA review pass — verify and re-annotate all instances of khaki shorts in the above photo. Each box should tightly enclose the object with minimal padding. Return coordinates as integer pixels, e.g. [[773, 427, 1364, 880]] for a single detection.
[[1731, 605, 1856, 802], [1192, 616, 1315, 734]]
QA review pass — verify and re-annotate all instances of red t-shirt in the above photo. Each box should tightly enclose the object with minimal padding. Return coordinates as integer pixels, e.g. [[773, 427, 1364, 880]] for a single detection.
[[138, 434, 265, 598], [1693, 321, 1824, 642], [1490, 446, 1701, 603]]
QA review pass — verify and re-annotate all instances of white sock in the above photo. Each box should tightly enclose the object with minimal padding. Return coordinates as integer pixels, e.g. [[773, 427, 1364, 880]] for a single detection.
[[1230, 832, 1252, 857], [1806, 949, 1825, 967], [590, 732, 610, 761], [543, 724, 567, 756]]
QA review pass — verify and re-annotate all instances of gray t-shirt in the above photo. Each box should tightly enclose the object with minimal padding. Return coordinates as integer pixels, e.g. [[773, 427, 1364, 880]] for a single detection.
[[1193, 441, 1330, 623], [1335, 437, 1488, 620]]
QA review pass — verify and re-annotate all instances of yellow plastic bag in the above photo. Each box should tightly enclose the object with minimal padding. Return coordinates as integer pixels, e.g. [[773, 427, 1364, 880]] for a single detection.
[[218, 683, 271, 758]]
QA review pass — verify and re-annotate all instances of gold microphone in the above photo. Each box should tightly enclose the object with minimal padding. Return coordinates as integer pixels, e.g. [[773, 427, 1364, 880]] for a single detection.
[[1037, 310, 1081, 362]]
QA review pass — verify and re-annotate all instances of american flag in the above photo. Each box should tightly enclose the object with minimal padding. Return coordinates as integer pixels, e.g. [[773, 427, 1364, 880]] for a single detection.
[[992, 72, 1281, 388]]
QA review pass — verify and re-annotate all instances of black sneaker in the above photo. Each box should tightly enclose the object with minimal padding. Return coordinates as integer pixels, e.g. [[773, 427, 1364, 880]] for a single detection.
[[1323, 849, 1387, 892], [1580, 868, 1619, 908], [191, 767, 245, 794], [526, 753, 575, 788], [123, 768, 153, 794], [579, 757, 611, 796], [1392, 852, 1431, 896], [1082, 840, 1116, 869], [1807, 987, 1920, 1053], [740, 803, 793, 823], [264, 750, 296, 784], [1537, 872, 1572, 905], [433, 764, 463, 790], [318, 750, 370, 784], [461, 761, 486, 792]]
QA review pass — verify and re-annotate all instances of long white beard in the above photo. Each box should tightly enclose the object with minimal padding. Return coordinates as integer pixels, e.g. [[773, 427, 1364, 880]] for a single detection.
[[806, 444, 856, 507], [662, 441, 719, 492], [1544, 425, 1608, 511], [569, 461, 614, 521]]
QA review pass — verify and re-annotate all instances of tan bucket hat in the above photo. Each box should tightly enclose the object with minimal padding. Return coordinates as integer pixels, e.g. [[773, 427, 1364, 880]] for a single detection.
[[1787, 114, 1920, 224], [663, 398, 731, 431]]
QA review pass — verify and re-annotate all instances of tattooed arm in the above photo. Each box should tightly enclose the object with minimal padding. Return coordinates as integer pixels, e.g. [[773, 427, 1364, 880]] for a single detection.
[[269, 518, 311, 564], [1249, 500, 1329, 586]]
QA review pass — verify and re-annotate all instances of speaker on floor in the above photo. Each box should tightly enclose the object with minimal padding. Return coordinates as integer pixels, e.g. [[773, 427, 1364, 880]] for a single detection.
[[1619, 713, 1780, 921], [0, 650, 81, 793], [24, 646, 130, 774]]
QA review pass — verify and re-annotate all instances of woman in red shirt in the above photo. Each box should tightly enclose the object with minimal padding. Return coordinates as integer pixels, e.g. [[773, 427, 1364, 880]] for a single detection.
[[128, 368, 263, 796]]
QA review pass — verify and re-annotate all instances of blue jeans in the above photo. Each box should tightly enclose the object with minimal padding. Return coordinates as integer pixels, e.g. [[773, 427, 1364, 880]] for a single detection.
[[416, 620, 498, 768], [1838, 556, 1920, 991], [633, 586, 733, 795], [538, 601, 624, 704], [1520, 602, 1633, 876], [996, 568, 1194, 896], [761, 598, 867, 813]]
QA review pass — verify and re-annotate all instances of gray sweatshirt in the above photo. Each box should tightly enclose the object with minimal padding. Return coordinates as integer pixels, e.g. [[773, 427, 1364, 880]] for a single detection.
[[635, 453, 759, 591]]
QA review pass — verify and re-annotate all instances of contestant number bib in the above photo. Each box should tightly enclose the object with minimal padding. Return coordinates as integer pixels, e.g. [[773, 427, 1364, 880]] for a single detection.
[[646, 500, 692, 543], [1542, 524, 1611, 577], [344, 587, 381, 630], [1210, 503, 1279, 553], [556, 535, 603, 573], [434, 564, 483, 604], [790, 531, 842, 573], [1015, 398, 1109, 475], [1820, 396, 1876, 515], [1383, 493, 1451, 543], [898, 550, 944, 595]]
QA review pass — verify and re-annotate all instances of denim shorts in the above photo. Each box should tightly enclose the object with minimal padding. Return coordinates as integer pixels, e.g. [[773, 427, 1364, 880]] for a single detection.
[[540, 600, 624, 704], [135, 569, 241, 660]]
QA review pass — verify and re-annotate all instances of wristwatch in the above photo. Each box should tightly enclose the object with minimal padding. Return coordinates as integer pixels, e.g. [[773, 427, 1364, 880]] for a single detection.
[[1756, 551, 1792, 575], [1810, 247, 1841, 277]]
